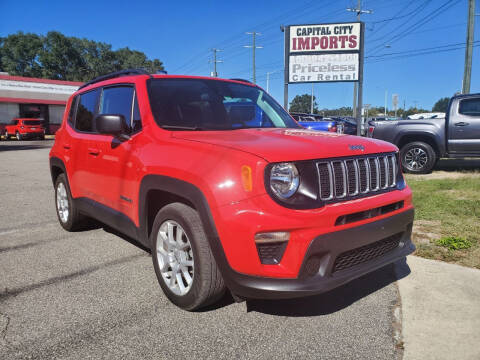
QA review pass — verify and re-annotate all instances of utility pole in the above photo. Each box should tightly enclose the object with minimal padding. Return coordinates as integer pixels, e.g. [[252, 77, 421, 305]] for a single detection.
[[462, 0, 476, 94], [311, 84, 314, 113], [384, 90, 388, 116], [266, 71, 276, 93], [210, 48, 223, 77], [244, 32, 263, 84], [347, 1, 372, 122]]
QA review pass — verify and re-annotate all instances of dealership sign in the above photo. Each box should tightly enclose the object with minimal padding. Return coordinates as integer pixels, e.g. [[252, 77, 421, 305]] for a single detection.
[[285, 22, 363, 84]]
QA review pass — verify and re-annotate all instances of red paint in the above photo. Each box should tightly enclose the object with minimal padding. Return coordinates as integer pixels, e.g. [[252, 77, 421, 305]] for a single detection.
[[50, 74, 413, 279], [0, 97, 67, 105], [0, 74, 83, 86]]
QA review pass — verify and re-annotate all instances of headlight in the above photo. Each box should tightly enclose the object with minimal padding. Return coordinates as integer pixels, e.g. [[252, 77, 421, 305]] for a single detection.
[[270, 163, 299, 199]]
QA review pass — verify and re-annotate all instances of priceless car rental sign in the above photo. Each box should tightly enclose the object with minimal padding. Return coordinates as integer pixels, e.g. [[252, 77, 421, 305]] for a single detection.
[[285, 22, 363, 84]]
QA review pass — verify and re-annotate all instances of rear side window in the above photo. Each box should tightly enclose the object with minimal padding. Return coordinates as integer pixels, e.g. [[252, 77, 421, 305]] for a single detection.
[[76, 90, 99, 132], [23, 120, 42, 126], [68, 96, 78, 125], [459, 98, 480, 117], [99, 86, 135, 130]]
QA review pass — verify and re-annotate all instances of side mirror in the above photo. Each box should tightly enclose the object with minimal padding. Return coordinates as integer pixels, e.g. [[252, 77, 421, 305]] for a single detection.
[[96, 114, 130, 140]]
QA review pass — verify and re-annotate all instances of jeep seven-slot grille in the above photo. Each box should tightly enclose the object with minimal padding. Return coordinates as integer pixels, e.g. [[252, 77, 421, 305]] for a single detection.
[[316, 154, 397, 203]]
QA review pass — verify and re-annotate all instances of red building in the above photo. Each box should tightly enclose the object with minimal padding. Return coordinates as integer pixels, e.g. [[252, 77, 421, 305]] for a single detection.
[[0, 73, 82, 134]]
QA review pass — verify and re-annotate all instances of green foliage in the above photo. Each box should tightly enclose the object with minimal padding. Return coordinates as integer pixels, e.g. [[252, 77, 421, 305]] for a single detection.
[[435, 236, 472, 251], [289, 94, 318, 113], [432, 97, 450, 113], [0, 31, 164, 81]]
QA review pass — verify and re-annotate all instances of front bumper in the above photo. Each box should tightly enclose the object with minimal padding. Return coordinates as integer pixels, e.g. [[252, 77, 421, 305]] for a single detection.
[[221, 208, 414, 299]]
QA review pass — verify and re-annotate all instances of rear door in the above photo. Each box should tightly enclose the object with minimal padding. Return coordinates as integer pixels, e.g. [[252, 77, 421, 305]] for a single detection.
[[448, 96, 480, 153], [68, 89, 101, 199]]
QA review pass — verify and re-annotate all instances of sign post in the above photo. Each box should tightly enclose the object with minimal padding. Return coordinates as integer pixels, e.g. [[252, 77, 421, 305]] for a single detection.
[[283, 21, 365, 135]]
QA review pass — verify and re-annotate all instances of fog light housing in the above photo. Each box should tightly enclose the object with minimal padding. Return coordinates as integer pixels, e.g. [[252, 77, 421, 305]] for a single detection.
[[255, 232, 290, 265]]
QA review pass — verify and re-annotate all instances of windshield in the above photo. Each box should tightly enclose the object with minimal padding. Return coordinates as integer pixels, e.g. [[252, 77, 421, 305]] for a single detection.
[[23, 120, 42, 126], [147, 78, 299, 130]]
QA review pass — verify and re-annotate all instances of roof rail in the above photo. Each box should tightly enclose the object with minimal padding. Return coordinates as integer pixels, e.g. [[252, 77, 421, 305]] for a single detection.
[[230, 78, 253, 84], [78, 68, 152, 90]]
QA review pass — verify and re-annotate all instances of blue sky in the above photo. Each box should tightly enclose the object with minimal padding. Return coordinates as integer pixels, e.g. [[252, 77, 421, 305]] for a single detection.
[[1, 0, 478, 110]]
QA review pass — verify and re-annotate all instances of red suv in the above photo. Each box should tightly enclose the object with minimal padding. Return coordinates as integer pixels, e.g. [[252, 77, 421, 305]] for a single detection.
[[49, 69, 415, 310], [4, 118, 45, 140]]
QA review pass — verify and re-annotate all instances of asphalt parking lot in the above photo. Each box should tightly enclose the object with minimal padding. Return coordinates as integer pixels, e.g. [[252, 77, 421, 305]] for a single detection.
[[0, 140, 404, 359]]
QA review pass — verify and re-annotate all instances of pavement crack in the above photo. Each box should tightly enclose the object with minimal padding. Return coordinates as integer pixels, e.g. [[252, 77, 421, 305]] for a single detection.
[[0, 311, 11, 348]]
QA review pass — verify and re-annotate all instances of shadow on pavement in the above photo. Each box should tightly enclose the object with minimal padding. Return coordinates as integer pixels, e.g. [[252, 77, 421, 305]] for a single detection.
[[245, 258, 411, 317], [0, 144, 52, 152], [434, 158, 480, 171]]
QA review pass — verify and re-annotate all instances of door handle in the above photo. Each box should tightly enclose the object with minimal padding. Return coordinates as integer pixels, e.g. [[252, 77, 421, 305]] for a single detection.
[[63, 144, 71, 150], [454, 122, 469, 126], [88, 148, 100, 156]]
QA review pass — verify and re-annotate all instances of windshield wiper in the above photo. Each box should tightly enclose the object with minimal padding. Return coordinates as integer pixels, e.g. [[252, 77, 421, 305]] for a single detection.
[[160, 125, 203, 131]]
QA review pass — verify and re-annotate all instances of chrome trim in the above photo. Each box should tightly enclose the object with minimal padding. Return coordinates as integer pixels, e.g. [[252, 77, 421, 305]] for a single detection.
[[332, 161, 347, 198]]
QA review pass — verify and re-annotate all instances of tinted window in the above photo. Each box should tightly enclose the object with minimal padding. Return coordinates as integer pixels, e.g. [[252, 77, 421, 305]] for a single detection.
[[68, 96, 78, 125], [76, 90, 99, 132], [147, 79, 299, 130], [24, 120, 42, 126], [459, 98, 480, 117], [99, 86, 134, 129]]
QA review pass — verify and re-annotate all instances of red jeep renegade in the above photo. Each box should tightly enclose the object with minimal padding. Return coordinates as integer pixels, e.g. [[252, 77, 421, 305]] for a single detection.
[[49, 69, 415, 310], [4, 118, 45, 140]]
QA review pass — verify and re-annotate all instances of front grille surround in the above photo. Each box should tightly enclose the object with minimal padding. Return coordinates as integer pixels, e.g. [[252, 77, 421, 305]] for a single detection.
[[317, 153, 399, 204]]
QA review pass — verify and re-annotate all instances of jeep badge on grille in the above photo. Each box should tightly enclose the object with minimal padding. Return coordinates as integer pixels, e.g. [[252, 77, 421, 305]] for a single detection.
[[349, 145, 365, 151]]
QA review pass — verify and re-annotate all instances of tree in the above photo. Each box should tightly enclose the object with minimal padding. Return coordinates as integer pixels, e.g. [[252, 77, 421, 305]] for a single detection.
[[0, 32, 43, 77], [0, 31, 164, 81], [432, 97, 449, 113], [289, 94, 318, 113]]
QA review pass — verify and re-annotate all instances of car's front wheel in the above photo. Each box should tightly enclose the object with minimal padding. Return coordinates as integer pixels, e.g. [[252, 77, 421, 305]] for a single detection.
[[3, 130, 8, 140], [151, 202, 225, 311], [400, 141, 437, 174], [16, 131, 22, 141]]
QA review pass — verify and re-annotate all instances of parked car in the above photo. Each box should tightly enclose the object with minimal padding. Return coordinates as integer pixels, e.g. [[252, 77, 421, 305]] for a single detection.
[[293, 113, 341, 133], [368, 93, 480, 173], [407, 112, 445, 120], [50, 69, 415, 310], [3, 118, 45, 140]]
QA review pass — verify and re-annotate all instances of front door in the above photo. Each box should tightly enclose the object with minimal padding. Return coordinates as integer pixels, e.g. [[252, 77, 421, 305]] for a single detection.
[[448, 97, 480, 154], [92, 85, 142, 225]]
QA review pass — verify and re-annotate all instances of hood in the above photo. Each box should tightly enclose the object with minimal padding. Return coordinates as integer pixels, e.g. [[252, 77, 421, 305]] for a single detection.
[[172, 128, 397, 162]]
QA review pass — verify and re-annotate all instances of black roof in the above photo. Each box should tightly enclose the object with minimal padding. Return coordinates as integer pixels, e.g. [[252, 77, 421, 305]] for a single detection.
[[78, 69, 152, 90]]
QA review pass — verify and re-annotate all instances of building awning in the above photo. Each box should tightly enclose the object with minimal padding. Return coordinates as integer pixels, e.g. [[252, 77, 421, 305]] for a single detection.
[[0, 74, 83, 105]]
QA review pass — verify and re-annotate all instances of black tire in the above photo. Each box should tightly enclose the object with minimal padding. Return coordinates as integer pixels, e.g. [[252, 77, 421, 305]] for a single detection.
[[400, 141, 437, 174], [39, 134, 45, 140], [151, 202, 225, 311], [54, 173, 87, 231], [2, 131, 8, 140], [15, 131, 22, 141]]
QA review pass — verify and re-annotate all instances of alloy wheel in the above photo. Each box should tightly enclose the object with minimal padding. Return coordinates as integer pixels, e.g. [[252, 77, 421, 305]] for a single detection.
[[56, 182, 69, 223], [156, 220, 194, 296], [404, 147, 428, 171]]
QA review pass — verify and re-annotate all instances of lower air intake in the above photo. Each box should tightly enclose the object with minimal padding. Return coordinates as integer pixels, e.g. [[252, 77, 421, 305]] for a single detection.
[[332, 232, 403, 272]]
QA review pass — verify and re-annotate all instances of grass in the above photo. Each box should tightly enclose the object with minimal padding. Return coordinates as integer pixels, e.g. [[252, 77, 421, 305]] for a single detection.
[[406, 174, 480, 269]]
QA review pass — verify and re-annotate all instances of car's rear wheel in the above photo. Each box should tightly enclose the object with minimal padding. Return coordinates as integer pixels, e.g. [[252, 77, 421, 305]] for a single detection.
[[151, 202, 225, 311], [400, 141, 437, 174], [3, 130, 8, 140], [55, 173, 87, 231], [16, 132, 22, 141]]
